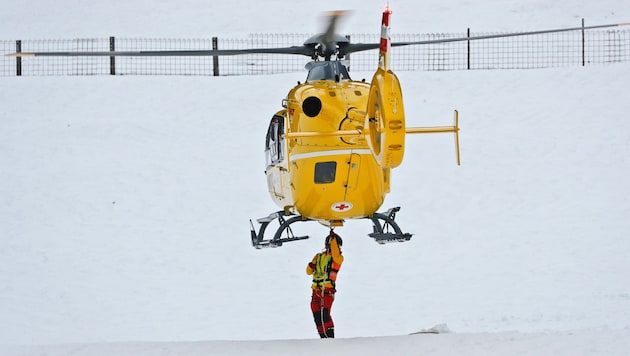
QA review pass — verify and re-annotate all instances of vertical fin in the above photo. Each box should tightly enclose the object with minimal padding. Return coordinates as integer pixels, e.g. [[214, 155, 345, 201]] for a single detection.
[[378, 5, 393, 70]]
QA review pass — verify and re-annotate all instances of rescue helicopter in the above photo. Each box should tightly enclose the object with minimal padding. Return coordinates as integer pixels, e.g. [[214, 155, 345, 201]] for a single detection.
[[9, 6, 629, 248], [252, 9, 463, 248]]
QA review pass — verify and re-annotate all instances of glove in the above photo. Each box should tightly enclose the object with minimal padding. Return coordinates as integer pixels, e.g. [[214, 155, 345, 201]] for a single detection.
[[330, 234, 342, 248], [309, 262, 316, 270]]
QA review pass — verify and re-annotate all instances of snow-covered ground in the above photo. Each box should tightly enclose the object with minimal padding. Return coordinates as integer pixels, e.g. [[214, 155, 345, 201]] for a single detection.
[[1, 1, 630, 355]]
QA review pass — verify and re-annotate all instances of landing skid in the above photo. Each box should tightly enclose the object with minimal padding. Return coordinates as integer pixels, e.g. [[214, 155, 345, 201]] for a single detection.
[[250, 207, 413, 249], [365, 207, 413, 244], [250, 212, 311, 249]]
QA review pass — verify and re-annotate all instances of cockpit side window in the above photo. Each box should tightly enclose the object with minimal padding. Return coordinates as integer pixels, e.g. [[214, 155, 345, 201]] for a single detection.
[[265, 115, 284, 166], [337, 62, 350, 81]]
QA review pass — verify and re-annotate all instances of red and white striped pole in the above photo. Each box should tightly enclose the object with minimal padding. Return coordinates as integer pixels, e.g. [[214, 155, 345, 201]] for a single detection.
[[379, 5, 392, 70]]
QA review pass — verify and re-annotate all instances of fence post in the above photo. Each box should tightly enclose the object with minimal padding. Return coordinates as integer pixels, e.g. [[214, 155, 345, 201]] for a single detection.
[[346, 35, 351, 72], [16, 40, 22, 76], [212, 37, 219, 76], [109, 36, 116, 75], [467, 28, 471, 70], [581, 19, 586, 66]]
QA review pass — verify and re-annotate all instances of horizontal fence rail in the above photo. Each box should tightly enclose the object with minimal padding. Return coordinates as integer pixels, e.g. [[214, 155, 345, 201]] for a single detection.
[[2, 27, 629, 76]]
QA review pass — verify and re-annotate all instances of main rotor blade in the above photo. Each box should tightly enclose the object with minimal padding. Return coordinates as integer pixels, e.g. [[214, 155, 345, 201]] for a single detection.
[[342, 21, 630, 55], [391, 22, 630, 48], [305, 10, 351, 58], [7, 21, 629, 58], [340, 43, 380, 55], [7, 46, 314, 57], [322, 10, 349, 43]]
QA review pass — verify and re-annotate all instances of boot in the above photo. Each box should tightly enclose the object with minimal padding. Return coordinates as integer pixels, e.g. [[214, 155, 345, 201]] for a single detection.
[[324, 327, 335, 338]]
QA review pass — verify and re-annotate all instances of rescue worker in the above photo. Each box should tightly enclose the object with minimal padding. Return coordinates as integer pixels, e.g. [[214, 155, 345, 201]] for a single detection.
[[306, 231, 343, 338]]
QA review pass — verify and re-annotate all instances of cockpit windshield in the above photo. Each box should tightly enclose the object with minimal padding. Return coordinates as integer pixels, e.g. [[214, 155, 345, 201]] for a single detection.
[[305, 61, 351, 82]]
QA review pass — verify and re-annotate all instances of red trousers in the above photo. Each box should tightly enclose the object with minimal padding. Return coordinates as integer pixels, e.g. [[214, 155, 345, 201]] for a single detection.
[[310, 288, 336, 338]]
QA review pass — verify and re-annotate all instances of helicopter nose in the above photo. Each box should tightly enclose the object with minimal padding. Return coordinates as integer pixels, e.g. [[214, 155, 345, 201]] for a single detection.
[[302, 96, 322, 117]]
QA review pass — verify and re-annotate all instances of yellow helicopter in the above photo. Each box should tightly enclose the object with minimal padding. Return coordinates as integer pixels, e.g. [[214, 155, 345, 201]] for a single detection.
[[9, 6, 629, 248], [253, 8, 461, 247], [247, 10, 628, 248]]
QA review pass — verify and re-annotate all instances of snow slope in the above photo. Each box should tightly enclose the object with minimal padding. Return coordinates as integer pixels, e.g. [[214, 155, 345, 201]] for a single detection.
[[1, 0, 630, 355], [4, 329, 630, 356]]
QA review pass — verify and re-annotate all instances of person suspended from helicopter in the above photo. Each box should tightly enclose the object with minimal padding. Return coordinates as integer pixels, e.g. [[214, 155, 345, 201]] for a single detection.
[[306, 231, 343, 338]]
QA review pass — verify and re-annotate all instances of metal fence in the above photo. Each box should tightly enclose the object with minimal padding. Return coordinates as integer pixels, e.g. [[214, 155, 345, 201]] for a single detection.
[[2, 28, 629, 76]]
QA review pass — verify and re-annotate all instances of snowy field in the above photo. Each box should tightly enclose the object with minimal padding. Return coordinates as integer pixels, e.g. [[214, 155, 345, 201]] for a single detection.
[[1, 0, 630, 355]]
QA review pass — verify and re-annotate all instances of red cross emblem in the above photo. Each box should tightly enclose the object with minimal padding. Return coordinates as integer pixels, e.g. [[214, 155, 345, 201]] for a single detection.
[[331, 202, 353, 212]]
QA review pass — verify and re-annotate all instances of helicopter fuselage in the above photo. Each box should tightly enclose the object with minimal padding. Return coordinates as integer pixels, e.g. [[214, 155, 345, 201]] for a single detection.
[[264, 62, 390, 225]]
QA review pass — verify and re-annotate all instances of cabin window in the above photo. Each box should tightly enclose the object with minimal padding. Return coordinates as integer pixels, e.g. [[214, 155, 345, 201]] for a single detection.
[[265, 115, 284, 166], [314, 161, 337, 184], [306, 61, 351, 82]]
